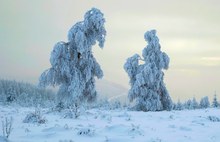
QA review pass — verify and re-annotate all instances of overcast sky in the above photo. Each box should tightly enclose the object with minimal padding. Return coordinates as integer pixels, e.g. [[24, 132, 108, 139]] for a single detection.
[[1, 0, 220, 101]]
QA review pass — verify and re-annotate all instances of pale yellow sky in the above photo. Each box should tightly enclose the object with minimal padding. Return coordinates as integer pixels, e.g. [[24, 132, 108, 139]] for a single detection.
[[0, 0, 220, 101]]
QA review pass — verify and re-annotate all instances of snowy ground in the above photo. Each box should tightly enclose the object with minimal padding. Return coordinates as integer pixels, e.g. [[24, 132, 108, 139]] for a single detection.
[[0, 105, 220, 142]]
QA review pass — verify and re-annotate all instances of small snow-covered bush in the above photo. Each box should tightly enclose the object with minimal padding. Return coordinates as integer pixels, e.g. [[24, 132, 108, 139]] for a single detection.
[[63, 104, 82, 119], [208, 116, 220, 122], [63, 110, 76, 119], [2, 117, 13, 139], [54, 102, 66, 112], [23, 108, 46, 124], [77, 128, 95, 136]]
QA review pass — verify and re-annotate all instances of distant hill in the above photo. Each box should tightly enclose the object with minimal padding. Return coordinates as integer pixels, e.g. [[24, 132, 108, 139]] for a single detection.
[[96, 79, 128, 103]]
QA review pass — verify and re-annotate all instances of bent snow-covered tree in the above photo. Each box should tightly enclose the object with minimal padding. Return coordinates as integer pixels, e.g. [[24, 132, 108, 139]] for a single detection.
[[124, 30, 172, 111], [39, 8, 106, 106]]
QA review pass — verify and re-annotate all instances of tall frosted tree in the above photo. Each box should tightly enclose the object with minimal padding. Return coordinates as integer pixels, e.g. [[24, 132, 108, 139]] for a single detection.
[[124, 30, 172, 111], [39, 8, 106, 106]]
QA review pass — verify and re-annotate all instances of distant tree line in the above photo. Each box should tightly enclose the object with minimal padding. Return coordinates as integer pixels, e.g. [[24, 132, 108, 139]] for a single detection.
[[173, 94, 219, 110], [0, 78, 219, 111], [0, 79, 56, 107]]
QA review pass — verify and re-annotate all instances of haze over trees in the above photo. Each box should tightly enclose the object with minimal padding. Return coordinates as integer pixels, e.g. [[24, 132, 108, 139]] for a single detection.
[[124, 30, 172, 111], [39, 8, 106, 107], [0, 79, 55, 107]]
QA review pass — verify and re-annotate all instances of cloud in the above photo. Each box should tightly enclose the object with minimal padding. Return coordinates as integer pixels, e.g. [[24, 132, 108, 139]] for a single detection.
[[199, 57, 220, 67], [201, 57, 220, 61]]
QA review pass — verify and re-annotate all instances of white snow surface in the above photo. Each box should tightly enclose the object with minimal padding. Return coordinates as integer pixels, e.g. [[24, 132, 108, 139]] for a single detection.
[[0, 105, 220, 142]]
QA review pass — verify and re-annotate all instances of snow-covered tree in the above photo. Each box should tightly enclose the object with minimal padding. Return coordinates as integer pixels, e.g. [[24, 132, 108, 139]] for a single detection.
[[192, 97, 199, 109], [175, 99, 183, 110], [184, 99, 193, 110], [200, 96, 210, 109], [212, 92, 219, 108], [6, 87, 16, 102], [124, 30, 172, 111], [39, 8, 106, 106]]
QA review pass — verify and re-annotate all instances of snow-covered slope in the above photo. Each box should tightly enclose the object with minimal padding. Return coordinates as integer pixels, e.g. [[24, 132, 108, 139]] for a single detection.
[[96, 80, 128, 102], [1, 105, 220, 142]]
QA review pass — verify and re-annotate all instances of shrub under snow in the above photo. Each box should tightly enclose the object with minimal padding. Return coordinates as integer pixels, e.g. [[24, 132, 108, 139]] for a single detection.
[[23, 108, 46, 124]]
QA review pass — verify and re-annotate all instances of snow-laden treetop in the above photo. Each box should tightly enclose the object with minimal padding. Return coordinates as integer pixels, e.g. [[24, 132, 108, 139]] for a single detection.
[[143, 30, 169, 70], [68, 8, 106, 53]]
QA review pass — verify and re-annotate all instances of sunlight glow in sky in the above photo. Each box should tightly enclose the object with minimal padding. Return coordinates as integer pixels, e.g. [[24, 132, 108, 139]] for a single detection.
[[0, 0, 220, 101]]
